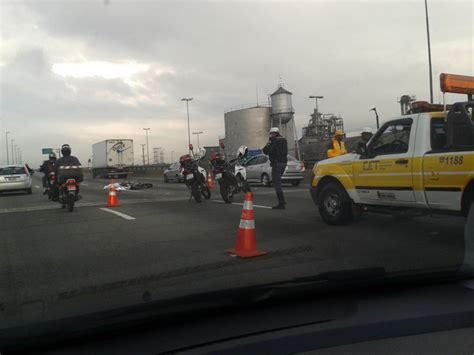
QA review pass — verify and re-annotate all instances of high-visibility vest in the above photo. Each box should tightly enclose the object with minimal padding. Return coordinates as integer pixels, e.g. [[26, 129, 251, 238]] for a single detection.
[[327, 139, 347, 158]]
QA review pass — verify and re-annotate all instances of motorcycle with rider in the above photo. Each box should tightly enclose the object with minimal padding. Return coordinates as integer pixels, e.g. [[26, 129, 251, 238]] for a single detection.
[[40, 152, 59, 201], [55, 144, 83, 212]]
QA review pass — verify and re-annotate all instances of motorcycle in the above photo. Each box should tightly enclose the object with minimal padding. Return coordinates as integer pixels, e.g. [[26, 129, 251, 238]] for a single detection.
[[180, 145, 211, 203], [210, 143, 250, 204], [59, 178, 79, 212], [46, 172, 59, 201]]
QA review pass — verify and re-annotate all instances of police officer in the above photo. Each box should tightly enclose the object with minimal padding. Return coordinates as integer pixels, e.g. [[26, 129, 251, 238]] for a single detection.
[[355, 127, 373, 154], [263, 127, 288, 210]]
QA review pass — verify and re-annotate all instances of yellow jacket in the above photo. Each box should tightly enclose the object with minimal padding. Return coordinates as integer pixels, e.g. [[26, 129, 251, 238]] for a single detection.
[[327, 139, 347, 158]]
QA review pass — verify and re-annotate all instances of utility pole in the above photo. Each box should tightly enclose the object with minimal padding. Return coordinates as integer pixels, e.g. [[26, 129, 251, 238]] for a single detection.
[[181, 98, 193, 154], [5, 131, 10, 165], [143, 128, 150, 165], [141, 144, 146, 166], [424, 0, 434, 103], [192, 131, 203, 150]]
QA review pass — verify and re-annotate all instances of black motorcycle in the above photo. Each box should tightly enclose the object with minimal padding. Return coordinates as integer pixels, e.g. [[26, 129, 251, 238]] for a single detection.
[[46, 172, 59, 201], [179, 151, 211, 203], [210, 147, 250, 204], [59, 178, 80, 212]]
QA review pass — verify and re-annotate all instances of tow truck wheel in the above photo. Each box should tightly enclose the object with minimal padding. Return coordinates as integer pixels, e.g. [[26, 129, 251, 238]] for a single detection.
[[318, 182, 353, 225]]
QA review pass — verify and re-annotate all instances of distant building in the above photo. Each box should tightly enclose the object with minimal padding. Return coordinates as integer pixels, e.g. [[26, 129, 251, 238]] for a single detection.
[[223, 84, 297, 159]]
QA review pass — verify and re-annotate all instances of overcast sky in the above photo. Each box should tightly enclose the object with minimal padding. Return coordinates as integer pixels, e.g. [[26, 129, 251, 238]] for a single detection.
[[1, 0, 472, 166]]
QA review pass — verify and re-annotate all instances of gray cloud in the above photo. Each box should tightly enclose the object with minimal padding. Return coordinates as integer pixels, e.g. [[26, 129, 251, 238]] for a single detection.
[[1, 0, 472, 166]]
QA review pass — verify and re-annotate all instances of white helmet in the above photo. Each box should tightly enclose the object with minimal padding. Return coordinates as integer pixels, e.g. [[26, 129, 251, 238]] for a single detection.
[[269, 127, 279, 134], [237, 145, 248, 158], [362, 127, 373, 134]]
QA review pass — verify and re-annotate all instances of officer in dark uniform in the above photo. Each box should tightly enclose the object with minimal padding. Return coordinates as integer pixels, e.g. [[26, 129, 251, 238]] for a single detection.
[[263, 127, 288, 210]]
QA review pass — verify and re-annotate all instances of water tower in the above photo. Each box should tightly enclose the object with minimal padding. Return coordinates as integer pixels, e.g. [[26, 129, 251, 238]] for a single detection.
[[270, 85, 296, 156]]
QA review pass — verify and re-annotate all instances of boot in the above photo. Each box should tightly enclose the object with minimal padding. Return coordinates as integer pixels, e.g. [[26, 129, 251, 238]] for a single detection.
[[272, 192, 286, 209]]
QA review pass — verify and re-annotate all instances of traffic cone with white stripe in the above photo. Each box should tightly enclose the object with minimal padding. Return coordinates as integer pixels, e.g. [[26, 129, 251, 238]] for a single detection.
[[227, 192, 266, 258], [106, 180, 120, 207]]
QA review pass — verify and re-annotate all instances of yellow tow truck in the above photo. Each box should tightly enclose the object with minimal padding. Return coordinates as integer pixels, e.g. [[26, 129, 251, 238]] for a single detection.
[[310, 73, 474, 225]]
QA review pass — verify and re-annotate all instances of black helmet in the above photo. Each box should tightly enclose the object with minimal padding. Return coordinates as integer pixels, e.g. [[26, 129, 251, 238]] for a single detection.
[[49, 152, 57, 160], [61, 144, 71, 156]]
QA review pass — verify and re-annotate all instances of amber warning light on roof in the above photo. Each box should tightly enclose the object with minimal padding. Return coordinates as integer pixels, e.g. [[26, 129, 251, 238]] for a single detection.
[[440, 73, 474, 95]]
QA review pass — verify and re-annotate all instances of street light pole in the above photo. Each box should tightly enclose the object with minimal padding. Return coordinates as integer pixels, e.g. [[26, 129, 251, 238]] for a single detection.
[[140, 144, 146, 166], [143, 128, 150, 165], [424, 0, 434, 104], [5, 131, 10, 165], [11, 139, 15, 164], [369, 107, 380, 129], [181, 98, 193, 154], [192, 131, 203, 150]]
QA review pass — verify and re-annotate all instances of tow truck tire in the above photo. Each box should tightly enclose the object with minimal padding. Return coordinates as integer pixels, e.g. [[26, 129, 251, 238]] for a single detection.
[[318, 182, 353, 225]]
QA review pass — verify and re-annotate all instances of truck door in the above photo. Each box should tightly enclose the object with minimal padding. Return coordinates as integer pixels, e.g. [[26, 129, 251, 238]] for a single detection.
[[353, 118, 416, 204], [423, 113, 473, 211]]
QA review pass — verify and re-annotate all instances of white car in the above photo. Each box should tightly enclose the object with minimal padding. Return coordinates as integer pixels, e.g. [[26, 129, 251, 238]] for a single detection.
[[0, 165, 33, 194], [244, 155, 305, 186]]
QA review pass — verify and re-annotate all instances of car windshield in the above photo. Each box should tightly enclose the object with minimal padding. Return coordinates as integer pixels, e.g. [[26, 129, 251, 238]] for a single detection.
[[0, 167, 26, 175], [1, 0, 473, 351]]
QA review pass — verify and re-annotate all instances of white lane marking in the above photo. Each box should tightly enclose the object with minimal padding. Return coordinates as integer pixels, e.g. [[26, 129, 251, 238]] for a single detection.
[[81, 183, 89, 186], [100, 208, 136, 220], [34, 186, 40, 188], [211, 200, 272, 209], [0, 197, 189, 214]]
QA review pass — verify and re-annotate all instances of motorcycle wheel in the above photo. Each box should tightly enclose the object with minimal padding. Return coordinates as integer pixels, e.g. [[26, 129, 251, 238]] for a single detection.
[[191, 181, 202, 203], [201, 183, 211, 199], [67, 194, 75, 212], [219, 181, 234, 203], [237, 174, 251, 193]]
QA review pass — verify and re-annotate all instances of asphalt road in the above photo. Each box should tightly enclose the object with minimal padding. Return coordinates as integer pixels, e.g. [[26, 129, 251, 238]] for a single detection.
[[0, 172, 467, 329]]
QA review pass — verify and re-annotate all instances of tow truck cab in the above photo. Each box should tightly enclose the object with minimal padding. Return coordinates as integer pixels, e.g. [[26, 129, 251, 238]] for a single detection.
[[311, 98, 473, 225]]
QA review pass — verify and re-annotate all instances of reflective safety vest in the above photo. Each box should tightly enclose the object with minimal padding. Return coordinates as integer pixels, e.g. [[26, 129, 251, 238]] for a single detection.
[[327, 139, 347, 158]]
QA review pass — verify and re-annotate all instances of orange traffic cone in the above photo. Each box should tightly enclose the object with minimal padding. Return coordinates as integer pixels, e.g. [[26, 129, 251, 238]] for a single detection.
[[106, 181, 120, 207], [207, 171, 214, 188], [228, 192, 266, 258]]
